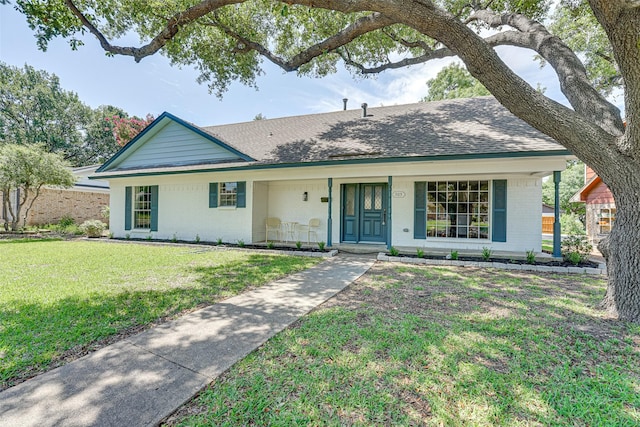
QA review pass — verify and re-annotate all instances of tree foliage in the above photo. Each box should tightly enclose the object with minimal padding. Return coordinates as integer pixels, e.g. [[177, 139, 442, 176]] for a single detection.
[[105, 113, 155, 146], [12, 0, 640, 322], [0, 144, 75, 231], [0, 62, 152, 165], [422, 63, 490, 101], [0, 62, 90, 162], [542, 161, 586, 221]]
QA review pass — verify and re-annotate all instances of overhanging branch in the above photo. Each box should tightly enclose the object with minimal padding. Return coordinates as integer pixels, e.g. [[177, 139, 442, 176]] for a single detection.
[[64, 0, 245, 62], [205, 12, 396, 72]]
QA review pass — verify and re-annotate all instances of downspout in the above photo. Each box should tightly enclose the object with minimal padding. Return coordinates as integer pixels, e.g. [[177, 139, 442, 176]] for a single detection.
[[387, 176, 393, 250], [327, 178, 333, 247], [553, 171, 562, 257]]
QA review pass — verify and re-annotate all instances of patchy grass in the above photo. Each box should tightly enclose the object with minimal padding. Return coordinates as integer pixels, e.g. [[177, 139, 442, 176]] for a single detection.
[[167, 264, 640, 426], [0, 240, 319, 389], [542, 239, 553, 253]]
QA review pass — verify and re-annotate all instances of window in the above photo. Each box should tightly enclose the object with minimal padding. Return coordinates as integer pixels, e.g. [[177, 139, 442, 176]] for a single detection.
[[219, 182, 238, 207], [134, 186, 151, 229], [209, 181, 245, 208], [425, 180, 490, 239], [599, 208, 616, 234]]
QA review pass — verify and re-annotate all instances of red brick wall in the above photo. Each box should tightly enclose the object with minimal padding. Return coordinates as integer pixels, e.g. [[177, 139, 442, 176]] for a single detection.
[[24, 188, 109, 226]]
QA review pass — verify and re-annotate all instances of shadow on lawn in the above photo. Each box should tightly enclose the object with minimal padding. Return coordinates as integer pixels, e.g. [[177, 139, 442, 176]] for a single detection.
[[169, 264, 639, 426], [318, 265, 640, 425], [0, 254, 312, 389]]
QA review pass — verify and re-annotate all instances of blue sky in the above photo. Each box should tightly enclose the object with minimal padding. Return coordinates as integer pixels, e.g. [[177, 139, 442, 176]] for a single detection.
[[1, 4, 572, 126]]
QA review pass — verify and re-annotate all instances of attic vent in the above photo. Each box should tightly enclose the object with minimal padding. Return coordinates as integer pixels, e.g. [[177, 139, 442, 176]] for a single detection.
[[343, 98, 348, 110], [361, 103, 368, 117]]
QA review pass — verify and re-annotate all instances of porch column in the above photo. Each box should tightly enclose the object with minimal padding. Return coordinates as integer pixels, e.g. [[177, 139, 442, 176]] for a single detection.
[[387, 176, 393, 250], [327, 178, 333, 247], [553, 171, 562, 257]]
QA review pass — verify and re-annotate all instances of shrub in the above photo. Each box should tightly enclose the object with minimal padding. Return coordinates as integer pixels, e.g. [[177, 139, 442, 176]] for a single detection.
[[526, 249, 536, 264], [100, 205, 110, 221], [560, 213, 586, 236], [267, 241, 275, 249], [450, 250, 459, 260], [146, 234, 153, 241], [195, 234, 200, 243], [171, 233, 178, 243], [58, 215, 75, 228], [389, 246, 399, 256], [216, 237, 223, 245], [317, 241, 326, 251], [416, 248, 424, 258], [482, 246, 492, 261], [237, 239, 245, 247], [79, 220, 107, 238], [295, 241, 302, 250], [562, 235, 592, 265]]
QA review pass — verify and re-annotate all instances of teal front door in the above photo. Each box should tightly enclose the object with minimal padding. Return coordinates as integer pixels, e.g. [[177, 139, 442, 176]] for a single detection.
[[341, 183, 388, 243]]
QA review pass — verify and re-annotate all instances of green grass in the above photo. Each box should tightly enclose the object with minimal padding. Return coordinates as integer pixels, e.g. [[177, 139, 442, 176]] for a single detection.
[[169, 265, 640, 426], [0, 240, 319, 388], [542, 239, 553, 252]]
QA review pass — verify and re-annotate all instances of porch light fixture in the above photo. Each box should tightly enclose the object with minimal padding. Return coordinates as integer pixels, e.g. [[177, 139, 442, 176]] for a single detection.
[[303, 191, 308, 201]]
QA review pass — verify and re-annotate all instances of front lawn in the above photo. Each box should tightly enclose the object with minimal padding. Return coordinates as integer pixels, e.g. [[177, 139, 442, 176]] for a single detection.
[[0, 240, 319, 389], [168, 264, 640, 426]]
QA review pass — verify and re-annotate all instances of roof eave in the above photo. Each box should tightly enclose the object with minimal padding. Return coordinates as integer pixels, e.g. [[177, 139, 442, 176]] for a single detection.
[[90, 149, 572, 179]]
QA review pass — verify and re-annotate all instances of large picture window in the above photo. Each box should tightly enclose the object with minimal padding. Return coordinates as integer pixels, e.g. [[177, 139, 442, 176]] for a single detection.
[[134, 186, 152, 229], [426, 180, 490, 239], [219, 182, 238, 207]]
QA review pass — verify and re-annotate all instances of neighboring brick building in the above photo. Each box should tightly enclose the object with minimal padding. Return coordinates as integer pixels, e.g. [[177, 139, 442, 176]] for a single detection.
[[1, 165, 109, 227], [571, 165, 615, 244]]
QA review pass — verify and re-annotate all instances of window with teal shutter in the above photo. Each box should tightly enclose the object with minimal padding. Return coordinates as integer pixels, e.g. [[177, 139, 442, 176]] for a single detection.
[[414, 182, 426, 239], [209, 181, 246, 208], [150, 185, 159, 231], [492, 180, 507, 242], [237, 181, 246, 208], [124, 186, 132, 230], [209, 182, 218, 208]]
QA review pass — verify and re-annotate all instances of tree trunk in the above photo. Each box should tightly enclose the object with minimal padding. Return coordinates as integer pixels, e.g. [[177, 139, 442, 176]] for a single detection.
[[598, 181, 640, 323]]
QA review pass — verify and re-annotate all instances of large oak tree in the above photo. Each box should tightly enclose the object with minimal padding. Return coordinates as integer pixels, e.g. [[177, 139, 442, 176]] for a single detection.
[[13, 0, 640, 322]]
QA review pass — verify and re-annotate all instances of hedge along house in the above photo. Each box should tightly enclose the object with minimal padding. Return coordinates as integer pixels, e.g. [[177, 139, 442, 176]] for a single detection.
[[92, 97, 571, 253]]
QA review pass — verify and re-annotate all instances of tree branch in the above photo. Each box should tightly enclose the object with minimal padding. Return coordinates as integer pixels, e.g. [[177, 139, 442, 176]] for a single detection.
[[337, 31, 533, 74], [467, 9, 624, 139], [205, 12, 395, 72], [64, 0, 245, 62]]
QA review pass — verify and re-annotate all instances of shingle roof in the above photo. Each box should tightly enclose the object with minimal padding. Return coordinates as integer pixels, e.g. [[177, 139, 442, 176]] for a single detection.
[[202, 96, 565, 164]]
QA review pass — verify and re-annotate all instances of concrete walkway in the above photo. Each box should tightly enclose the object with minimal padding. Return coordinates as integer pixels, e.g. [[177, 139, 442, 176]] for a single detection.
[[0, 255, 374, 427]]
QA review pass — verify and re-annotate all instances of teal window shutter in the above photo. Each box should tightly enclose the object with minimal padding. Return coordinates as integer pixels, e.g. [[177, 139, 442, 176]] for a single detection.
[[124, 186, 132, 231], [492, 180, 507, 242], [209, 183, 218, 208], [414, 182, 426, 239], [150, 185, 159, 232], [237, 181, 246, 208]]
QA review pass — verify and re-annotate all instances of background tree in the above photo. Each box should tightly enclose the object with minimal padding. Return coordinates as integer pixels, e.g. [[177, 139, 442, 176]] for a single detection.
[[105, 114, 155, 146], [0, 62, 154, 164], [422, 63, 489, 101], [0, 144, 75, 231], [82, 105, 129, 164], [13, 0, 640, 322], [0, 62, 91, 163], [542, 160, 586, 222]]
